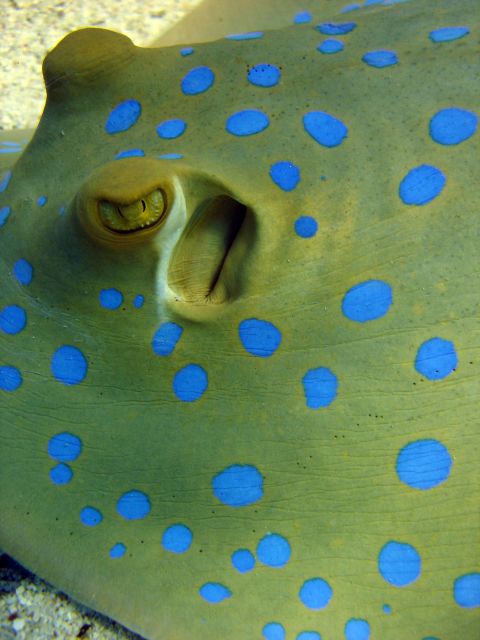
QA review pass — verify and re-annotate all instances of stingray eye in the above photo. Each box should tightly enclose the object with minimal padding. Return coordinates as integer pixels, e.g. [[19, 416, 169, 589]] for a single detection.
[[98, 188, 166, 233]]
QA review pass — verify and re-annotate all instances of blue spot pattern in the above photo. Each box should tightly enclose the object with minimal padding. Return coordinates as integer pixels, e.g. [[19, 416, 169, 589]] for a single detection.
[[269, 161, 301, 191], [199, 582, 232, 603], [318, 39, 345, 54], [304, 111, 348, 147], [362, 50, 398, 67], [0, 304, 26, 334], [181, 66, 215, 95], [262, 622, 285, 640], [80, 506, 103, 527], [13, 258, 33, 285], [225, 32, 264, 40], [133, 294, 144, 308], [226, 110, 270, 136], [297, 633, 321, 640], [295, 216, 318, 238], [99, 288, 123, 310], [399, 164, 446, 205], [429, 27, 470, 43], [152, 322, 183, 356], [378, 541, 421, 586], [116, 490, 151, 520], [0, 365, 22, 391], [173, 364, 208, 401], [212, 464, 263, 507], [453, 573, 480, 608], [342, 279, 392, 322], [302, 367, 338, 408], [110, 543, 127, 559], [317, 22, 356, 35], [49, 463, 73, 485], [344, 618, 370, 640], [0, 205, 11, 226], [48, 432, 82, 462], [239, 318, 282, 357], [0, 170, 12, 192], [37, 195, 47, 206], [429, 107, 477, 145], [115, 149, 145, 159], [162, 524, 193, 553], [383, 604, 392, 614], [299, 577, 333, 609], [157, 119, 187, 139], [51, 345, 88, 385], [231, 549, 255, 573], [396, 439, 452, 489], [247, 64, 281, 87], [105, 99, 141, 134], [256, 533, 291, 568], [180, 47, 194, 56], [415, 337, 457, 380]]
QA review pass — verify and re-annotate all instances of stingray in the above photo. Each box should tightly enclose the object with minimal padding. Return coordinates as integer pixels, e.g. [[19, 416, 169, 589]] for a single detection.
[[1, 0, 479, 638]]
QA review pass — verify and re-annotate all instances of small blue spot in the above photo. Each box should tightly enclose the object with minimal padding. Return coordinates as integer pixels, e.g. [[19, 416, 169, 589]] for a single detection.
[[199, 582, 232, 603], [239, 318, 282, 357], [302, 367, 338, 409], [226, 110, 270, 136], [399, 164, 446, 205], [396, 439, 452, 489], [37, 195, 47, 206], [263, 622, 285, 640], [225, 32, 264, 40], [212, 464, 264, 507], [0, 205, 11, 226], [269, 161, 301, 191], [303, 111, 348, 147], [382, 604, 391, 614], [317, 22, 356, 35], [162, 523, 193, 553], [0, 170, 12, 192], [0, 365, 22, 392], [115, 148, 145, 159], [256, 533, 291, 568], [173, 364, 208, 402], [58, 206, 66, 215], [13, 258, 33, 285], [158, 153, 183, 160], [342, 279, 393, 322], [49, 463, 73, 485], [116, 490, 151, 520], [110, 543, 126, 559], [362, 50, 398, 68], [299, 578, 333, 609], [99, 288, 123, 310], [318, 39, 345, 54], [453, 573, 480, 608], [48, 432, 82, 462], [51, 345, 88, 385], [105, 99, 141, 134], [80, 506, 103, 527], [378, 541, 421, 586], [181, 66, 215, 95], [415, 337, 457, 380], [157, 119, 187, 139], [231, 549, 255, 573], [247, 64, 281, 87], [133, 294, 144, 308], [180, 47, 194, 56], [297, 633, 321, 640], [364, 0, 383, 4], [429, 107, 477, 145], [0, 304, 26, 334], [151, 322, 183, 356], [341, 3, 360, 12], [295, 216, 318, 238], [345, 618, 370, 640], [429, 27, 470, 43]]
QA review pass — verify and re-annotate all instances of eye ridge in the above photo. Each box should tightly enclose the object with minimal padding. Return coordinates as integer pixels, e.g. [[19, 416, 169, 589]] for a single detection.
[[98, 188, 166, 234]]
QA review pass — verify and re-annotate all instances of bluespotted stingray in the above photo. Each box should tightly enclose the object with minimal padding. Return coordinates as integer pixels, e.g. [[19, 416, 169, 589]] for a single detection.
[[0, 0, 479, 638]]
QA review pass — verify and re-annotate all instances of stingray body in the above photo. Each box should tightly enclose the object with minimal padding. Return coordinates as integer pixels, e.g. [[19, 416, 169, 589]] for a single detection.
[[0, 1, 479, 638]]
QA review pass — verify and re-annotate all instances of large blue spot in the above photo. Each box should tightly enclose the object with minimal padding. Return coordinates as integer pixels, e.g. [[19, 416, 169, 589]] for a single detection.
[[105, 100, 141, 134], [48, 432, 82, 462], [110, 543, 126, 559], [162, 524, 193, 553], [256, 533, 291, 568], [0, 304, 26, 334], [49, 463, 73, 485], [181, 66, 215, 95], [152, 322, 183, 356], [0, 170, 12, 192], [212, 464, 264, 507], [263, 622, 285, 640], [0, 205, 11, 226], [295, 216, 318, 238], [226, 110, 270, 136], [318, 39, 345, 54], [99, 288, 123, 310], [362, 50, 398, 68], [13, 258, 33, 285], [247, 64, 281, 87], [225, 32, 264, 40], [116, 490, 151, 520], [294, 11, 312, 24], [399, 164, 446, 205], [429, 107, 477, 145], [415, 337, 457, 380], [429, 27, 470, 43], [297, 633, 321, 640], [156, 119, 187, 139], [345, 618, 370, 640], [303, 111, 348, 147], [342, 279, 392, 322], [173, 364, 208, 402], [231, 548, 255, 573], [51, 346, 88, 385], [317, 22, 356, 35], [302, 367, 338, 409], [239, 318, 282, 357], [299, 578, 333, 609], [269, 161, 301, 191], [0, 365, 22, 392], [453, 573, 480, 608], [378, 541, 421, 586], [199, 582, 232, 603], [80, 506, 103, 527], [396, 439, 452, 489]]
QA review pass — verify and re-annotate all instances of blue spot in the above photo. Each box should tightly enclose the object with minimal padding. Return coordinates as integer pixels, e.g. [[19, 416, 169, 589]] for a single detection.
[[317, 39, 345, 54], [299, 578, 333, 609], [341, 3, 360, 12], [49, 463, 73, 485], [362, 50, 398, 68], [37, 195, 47, 206], [263, 622, 285, 640], [297, 633, 321, 640], [429, 107, 477, 145], [116, 490, 151, 520], [105, 99, 141, 134], [247, 64, 281, 87], [173, 364, 208, 402], [199, 582, 232, 603], [51, 346, 88, 385], [212, 464, 264, 507], [151, 322, 183, 356], [317, 22, 356, 35], [415, 337, 457, 380], [399, 164, 446, 205], [453, 573, 480, 608], [58, 206, 66, 216], [110, 543, 126, 559], [303, 111, 348, 147], [294, 11, 312, 24], [295, 216, 318, 238], [239, 318, 282, 357], [226, 110, 270, 136], [180, 47, 194, 56], [158, 153, 183, 160], [364, 0, 383, 4], [269, 161, 301, 191], [80, 506, 103, 527], [181, 66, 215, 95], [225, 32, 264, 40], [256, 533, 291, 568], [115, 148, 145, 159], [162, 524, 193, 553], [13, 258, 33, 285], [345, 618, 370, 640], [302, 367, 338, 409], [382, 604, 391, 614], [0, 170, 12, 192], [396, 439, 452, 489], [429, 27, 470, 43], [342, 279, 392, 322], [231, 549, 255, 573], [48, 432, 82, 462], [99, 288, 123, 310], [378, 541, 421, 586], [133, 294, 144, 308], [157, 119, 187, 139], [0, 205, 11, 226], [0, 365, 22, 392], [0, 305, 26, 334]]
